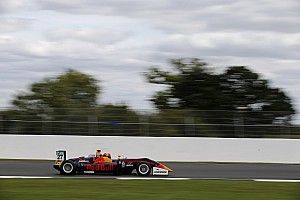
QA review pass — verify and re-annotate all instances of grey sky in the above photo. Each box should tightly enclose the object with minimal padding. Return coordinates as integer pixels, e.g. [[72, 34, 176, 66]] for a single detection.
[[0, 0, 299, 122]]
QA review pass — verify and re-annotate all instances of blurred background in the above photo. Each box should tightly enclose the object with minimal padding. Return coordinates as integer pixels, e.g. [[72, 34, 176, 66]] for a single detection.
[[0, 59, 298, 138], [1, 1, 300, 199], [0, 1, 299, 138]]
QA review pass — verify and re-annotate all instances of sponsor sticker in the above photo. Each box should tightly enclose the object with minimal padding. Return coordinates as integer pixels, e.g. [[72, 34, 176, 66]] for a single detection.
[[126, 162, 133, 167], [83, 171, 95, 174], [56, 151, 65, 160], [86, 163, 114, 171], [152, 167, 168, 176]]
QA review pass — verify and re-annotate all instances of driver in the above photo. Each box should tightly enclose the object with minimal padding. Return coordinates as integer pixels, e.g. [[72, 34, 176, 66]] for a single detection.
[[95, 152, 112, 163], [95, 149, 102, 158]]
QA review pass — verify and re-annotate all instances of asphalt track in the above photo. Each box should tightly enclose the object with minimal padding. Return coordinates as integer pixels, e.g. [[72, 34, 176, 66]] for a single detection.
[[1, 160, 300, 180]]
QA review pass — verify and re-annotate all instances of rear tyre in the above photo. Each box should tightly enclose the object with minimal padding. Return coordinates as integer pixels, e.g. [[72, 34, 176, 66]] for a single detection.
[[136, 162, 151, 176], [60, 160, 76, 175]]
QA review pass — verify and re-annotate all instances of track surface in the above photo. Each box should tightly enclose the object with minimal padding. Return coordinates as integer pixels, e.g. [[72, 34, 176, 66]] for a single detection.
[[1, 160, 300, 180]]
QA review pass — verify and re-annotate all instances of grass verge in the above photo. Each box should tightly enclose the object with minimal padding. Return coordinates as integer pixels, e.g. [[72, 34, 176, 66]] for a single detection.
[[1, 179, 299, 200]]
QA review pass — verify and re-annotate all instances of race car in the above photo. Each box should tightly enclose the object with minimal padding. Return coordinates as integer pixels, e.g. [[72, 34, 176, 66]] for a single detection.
[[53, 150, 173, 176]]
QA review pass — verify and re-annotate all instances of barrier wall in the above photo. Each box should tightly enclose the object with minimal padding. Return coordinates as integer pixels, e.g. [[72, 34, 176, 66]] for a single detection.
[[1, 134, 300, 163]]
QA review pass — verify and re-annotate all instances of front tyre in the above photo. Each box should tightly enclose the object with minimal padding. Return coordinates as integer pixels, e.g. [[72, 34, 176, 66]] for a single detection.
[[60, 160, 76, 175], [136, 162, 151, 176]]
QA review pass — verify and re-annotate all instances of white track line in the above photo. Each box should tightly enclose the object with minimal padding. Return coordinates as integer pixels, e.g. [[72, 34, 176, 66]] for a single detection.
[[0, 176, 53, 179], [117, 177, 191, 180], [253, 179, 300, 183], [1, 176, 300, 182]]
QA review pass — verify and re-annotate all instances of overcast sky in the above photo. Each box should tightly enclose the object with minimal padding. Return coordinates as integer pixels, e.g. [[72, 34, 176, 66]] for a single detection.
[[0, 0, 299, 122]]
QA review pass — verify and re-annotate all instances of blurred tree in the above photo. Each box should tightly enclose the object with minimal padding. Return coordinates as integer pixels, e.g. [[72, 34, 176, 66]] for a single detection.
[[145, 58, 295, 127], [12, 69, 100, 120], [219, 66, 295, 125], [146, 58, 221, 110], [5, 70, 148, 135], [97, 104, 140, 123], [96, 104, 141, 136]]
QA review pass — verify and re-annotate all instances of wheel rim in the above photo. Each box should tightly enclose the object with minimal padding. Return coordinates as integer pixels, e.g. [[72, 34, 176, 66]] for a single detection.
[[138, 164, 149, 174], [63, 163, 73, 173]]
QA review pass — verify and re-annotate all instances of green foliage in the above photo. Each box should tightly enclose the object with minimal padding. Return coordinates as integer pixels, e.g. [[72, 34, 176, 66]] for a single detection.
[[219, 66, 294, 112], [13, 69, 100, 114], [3, 70, 100, 134], [146, 58, 295, 128], [95, 104, 141, 136], [0, 59, 297, 137]]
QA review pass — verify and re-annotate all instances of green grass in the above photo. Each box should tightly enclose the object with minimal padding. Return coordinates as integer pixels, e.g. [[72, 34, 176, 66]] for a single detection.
[[1, 179, 299, 200]]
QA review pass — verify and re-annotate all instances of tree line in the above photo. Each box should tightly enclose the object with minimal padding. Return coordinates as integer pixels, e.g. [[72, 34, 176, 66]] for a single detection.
[[0, 58, 297, 137]]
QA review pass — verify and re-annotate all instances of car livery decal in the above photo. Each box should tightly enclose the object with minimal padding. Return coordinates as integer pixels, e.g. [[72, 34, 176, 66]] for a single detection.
[[86, 163, 114, 171]]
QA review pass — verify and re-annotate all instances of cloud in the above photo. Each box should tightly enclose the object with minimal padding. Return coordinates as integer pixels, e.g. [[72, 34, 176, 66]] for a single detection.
[[0, 18, 32, 33], [0, 0, 299, 122], [0, 0, 26, 13], [45, 28, 133, 47], [35, 0, 300, 33], [156, 32, 300, 60]]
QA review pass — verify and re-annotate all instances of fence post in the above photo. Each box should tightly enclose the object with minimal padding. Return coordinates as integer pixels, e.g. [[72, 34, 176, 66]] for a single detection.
[[88, 115, 97, 135], [234, 109, 245, 138], [0, 114, 2, 134], [139, 114, 149, 136], [184, 116, 195, 136]]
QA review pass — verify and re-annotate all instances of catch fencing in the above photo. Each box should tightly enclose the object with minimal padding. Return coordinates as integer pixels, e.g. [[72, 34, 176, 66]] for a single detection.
[[0, 108, 299, 138]]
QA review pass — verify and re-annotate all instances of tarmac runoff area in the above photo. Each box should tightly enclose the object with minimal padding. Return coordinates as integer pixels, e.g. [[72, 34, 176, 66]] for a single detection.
[[1, 160, 300, 182]]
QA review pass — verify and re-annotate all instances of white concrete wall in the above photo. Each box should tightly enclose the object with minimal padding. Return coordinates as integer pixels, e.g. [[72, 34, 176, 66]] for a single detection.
[[1, 134, 300, 163]]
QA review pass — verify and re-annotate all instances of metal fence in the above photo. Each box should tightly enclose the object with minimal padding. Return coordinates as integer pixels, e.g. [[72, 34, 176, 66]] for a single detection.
[[0, 107, 299, 138]]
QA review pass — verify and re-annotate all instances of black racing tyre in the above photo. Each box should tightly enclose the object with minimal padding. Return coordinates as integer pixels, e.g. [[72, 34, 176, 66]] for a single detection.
[[113, 164, 121, 176], [60, 160, 76, 175], [136, 162, 151, 176]]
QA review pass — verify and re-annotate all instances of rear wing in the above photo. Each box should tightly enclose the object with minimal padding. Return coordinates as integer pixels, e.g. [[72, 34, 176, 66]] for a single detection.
[[55, 150, 66, 166]]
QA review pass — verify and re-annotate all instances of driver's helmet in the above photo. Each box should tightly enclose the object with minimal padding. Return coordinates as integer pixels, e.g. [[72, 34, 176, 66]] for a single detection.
[[96, 149, 102, 157]]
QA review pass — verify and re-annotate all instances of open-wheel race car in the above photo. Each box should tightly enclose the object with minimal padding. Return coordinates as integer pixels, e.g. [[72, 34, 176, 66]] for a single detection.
[[53, 150, 173, 176]]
